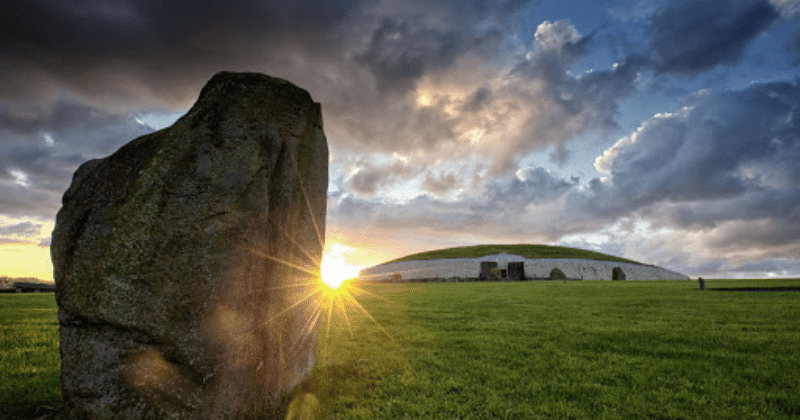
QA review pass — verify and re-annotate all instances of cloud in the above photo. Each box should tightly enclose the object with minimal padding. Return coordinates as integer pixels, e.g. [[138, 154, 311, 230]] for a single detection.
[[645, 0, 779, 74], [356, 17, 469, 93], [582, 81, 800, 274], [724, 258, 800, 278], [2, 0, 798, 278], [770, 0, 800, 18], [422, 171, 461, 196], [346, 159, 418, 197], [330, 79, 800, 275], [595, 81, 800, 214], [0, 99, 152, 219], [0, 0, 364, 107], [500, 20, 639, 169], [329, 165, 585, 244], [480, 167, 577, 212], [0, 220, 44, 246], [0, 221, 42, 237], [342, 18, 641, 174], [355, 0, 532, 93], [4, 0, 607, 179]]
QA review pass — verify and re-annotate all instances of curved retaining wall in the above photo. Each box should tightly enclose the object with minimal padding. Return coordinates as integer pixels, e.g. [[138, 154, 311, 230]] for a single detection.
[[359, 253, 689, 281]]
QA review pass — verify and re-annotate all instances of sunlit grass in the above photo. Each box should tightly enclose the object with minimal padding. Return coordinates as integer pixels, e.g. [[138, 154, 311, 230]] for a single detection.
[[301, 279, 800, 419]]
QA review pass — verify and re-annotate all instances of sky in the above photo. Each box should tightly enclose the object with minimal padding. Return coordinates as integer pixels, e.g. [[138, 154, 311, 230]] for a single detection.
[[1, 0, 800, 280]]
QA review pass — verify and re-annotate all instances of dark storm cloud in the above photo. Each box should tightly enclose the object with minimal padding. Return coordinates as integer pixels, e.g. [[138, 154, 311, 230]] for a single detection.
[[357, 17, 467, 93], [0, 100, 151, 180], [0, 183, 62, 220], [355, 0, 531, 93], [0, 0, 361, 59], [0, 0, 363, 104], [0, 99, 152, 219], [646, 0, 779, 74]]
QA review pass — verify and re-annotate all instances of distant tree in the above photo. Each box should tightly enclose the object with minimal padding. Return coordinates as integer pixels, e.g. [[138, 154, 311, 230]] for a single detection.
[[549, 268, 567, 280], [1, 276, 47, 289]]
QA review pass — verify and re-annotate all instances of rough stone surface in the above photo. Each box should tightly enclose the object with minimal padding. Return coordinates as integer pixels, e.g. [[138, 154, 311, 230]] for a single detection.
[[361, 253, 691, 281], [52, 72, 328, 419]]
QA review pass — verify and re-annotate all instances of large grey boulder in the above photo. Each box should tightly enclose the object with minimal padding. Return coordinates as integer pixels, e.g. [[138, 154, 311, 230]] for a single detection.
[[52, 72, 328, 419]]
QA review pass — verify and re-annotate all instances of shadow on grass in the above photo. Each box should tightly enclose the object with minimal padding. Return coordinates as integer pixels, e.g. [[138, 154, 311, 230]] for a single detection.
[[2, 398, 61, 420]]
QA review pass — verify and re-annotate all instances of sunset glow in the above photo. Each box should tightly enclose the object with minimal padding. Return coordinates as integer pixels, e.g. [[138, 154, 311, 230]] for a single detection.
[[3, 0, 800, 280], [320, 247, 361, 290]]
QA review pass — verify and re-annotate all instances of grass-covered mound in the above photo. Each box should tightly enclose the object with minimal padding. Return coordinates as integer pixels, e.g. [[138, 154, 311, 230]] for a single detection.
[[385, 244, 643, 265]]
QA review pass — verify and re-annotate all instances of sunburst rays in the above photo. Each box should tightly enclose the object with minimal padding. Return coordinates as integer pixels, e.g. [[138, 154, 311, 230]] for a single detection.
[[240, 151, 392, 365]]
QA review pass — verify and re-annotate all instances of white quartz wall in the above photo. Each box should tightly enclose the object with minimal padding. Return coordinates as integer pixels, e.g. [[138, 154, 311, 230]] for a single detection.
[[359, 253, 689, 281]]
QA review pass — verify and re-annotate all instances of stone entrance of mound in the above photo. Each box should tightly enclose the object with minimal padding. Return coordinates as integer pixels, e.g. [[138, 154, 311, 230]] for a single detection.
[[478, 257, 525, 281], [507, 262, 525, 280]]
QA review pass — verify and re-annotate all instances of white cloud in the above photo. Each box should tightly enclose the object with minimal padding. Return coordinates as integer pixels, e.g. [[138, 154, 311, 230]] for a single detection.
[[533, 20, 581, 53], [770, 0, 800, 17], [9, 169, 31, 188]]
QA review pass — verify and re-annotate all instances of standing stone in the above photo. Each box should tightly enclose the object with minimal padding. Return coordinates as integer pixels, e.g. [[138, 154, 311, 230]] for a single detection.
[[51, 72, 328, 419]]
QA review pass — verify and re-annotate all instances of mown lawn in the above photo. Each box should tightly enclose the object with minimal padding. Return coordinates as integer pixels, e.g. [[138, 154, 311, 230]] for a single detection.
[[306, 279, 800, 419], [3, 279, 800, 419]]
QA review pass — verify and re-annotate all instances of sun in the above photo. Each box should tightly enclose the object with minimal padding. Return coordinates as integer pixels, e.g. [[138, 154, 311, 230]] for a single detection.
[[320, 252, 360, 290]]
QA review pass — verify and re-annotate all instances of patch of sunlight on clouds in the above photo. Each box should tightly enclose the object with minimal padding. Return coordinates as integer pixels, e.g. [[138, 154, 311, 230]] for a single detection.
[[463, 128, 485, 144], [379, 180, 427, 203], [416, 89, 434, 108], [559, 232, 608, 248], [9, 169, 31, 188]]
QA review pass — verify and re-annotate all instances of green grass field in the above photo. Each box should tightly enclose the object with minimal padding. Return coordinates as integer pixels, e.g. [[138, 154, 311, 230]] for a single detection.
[[3, 279, 800, 419], [0, 294, 60, 420], [385, 244, 643, 265]]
